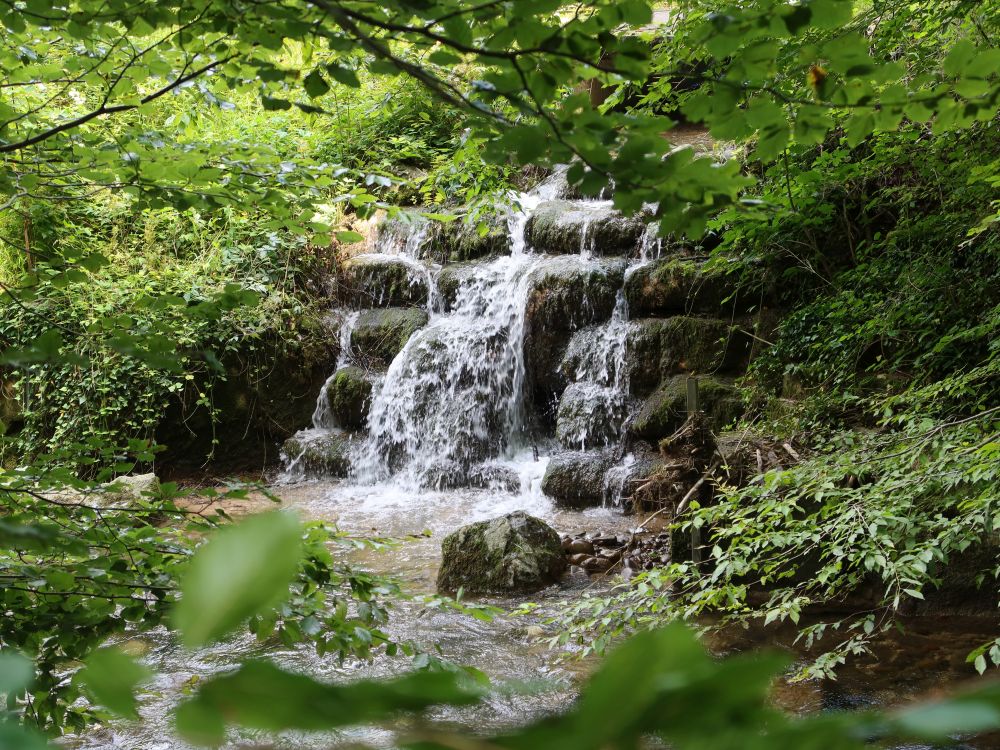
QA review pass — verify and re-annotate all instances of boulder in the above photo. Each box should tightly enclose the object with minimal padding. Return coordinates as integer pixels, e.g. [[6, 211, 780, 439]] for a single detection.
[[104, 473, 161, 503], [351, 308, 428, 367], [281, 429, 354, 478], [422, 460, 522, 493], [435, 262, 479, 311], [625, 259, 749, 316], [523, 257, 625, 410], [436, 511, 567, 595], [376, 210, 510, 263], [541, 450, 615, 507], [339, 255, 429, 308], [630, 375, 744, 441], [555, 382, 627, 450], [525, 200, 646, 256], [318, 366, 376, 431], [627, 317, 752, 395]]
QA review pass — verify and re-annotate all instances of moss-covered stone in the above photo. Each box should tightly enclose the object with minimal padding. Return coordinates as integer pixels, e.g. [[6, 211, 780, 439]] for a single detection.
[[351, 307, 428, 367], [322, 366, 375, 431], [525, 200, 647, 256], [339, 255, 429, 308], [555, 382, 626, 450], [523, 257, 625, 409], [630, 375, 744, 441], [436, 217, 511, 262], [435, 262, 479, 311], [541, 450, 615, 507], [281, 429, 354, 478], [627, 317, 751, 395], [625, 258, 747, 316], [436, 511, 566, 595]]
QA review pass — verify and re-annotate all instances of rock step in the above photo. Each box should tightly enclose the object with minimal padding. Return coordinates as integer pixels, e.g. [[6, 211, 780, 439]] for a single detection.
[[281, 429, 354, 478], [525, 200, 649, 257], [630, 375, 744, 442], [625, 258, 760, 317], [318, 366, 378, 431], [350, 307, 428, 368], [541, 447, 664, 508], [338, 255, 429, 309]]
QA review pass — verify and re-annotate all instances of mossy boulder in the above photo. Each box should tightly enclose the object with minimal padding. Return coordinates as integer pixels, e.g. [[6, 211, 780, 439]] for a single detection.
[[523, 257, 625, 410], [320, 366, 376, 431], [627, 317, 751, 395], [625, 259, 748, 316], [435, 262, 479, 311], [436, 511, 566, 595], [630, 375, 744, 441], [351, 308, 428, 367], [540, 450, 615, 507], [339, 255, 429, 308], [436, 217, 511, 262], [525, 200, 646, 256], [281, 429, 354, 478], [555, 382, 626, 450]]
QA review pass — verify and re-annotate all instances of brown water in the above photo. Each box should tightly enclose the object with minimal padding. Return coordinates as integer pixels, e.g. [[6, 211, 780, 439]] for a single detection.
[[73, 469, 1000, 749]]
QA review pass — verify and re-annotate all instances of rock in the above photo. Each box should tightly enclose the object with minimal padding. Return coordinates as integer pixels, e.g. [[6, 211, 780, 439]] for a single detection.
[[525, 200, 646, 256], [630, 375, 744, 441], [555, 382, 627, 449], [523, 257, 626, 411], [421, 460, 521, 493], [627, 317, 752, 395], [376, 210, 511, 263], [351, 308, 429, 367], [281, 429, 354, 478], [625, 259, 749, 317], [319, 366, 375, 431], [436, 511, 567, 595], [435, 216, 511, 262], [105, 473, 160, 503], [565, 538, 595, 555], [339, 255, 429, 308], [435, 262, 480, 311], [540, 450, 615, 507], [0, 378, 21, 434]]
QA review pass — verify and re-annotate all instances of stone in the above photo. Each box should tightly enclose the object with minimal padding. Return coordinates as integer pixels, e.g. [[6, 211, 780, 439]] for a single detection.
[[525, 200, 647, 256], [554, 382, 627, 450], [351, 307, 429, 367], [321, 366, 375, 431], [281, 429, 354, 478], [376, 210, 511, 263], [625, 258, 749, 317], [540, 450, 615, 507], [435, 262, 480, 311], [626, 317, 752, 395], [339, 255, 429, 308], [105, 473, 160, 503], [630, 375, 744, 441], [436, 511, 567, 595], [523, 257, 626, 411], [565, 538, 595, 555]]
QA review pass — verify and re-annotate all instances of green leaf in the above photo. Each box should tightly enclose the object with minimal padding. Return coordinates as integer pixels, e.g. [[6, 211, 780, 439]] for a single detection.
[[335, 230, 365, 243], [0, 650, 34, 694], [77, 647, 151, 718], [303, 70, 329, 99], [173, 511, 304, 648], [175, 661, 482, 745]]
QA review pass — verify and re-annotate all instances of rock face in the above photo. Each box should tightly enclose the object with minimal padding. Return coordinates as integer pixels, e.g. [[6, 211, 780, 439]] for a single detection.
[[631, 375, 744, 442], [525, 200, 646, 256], [437, 511, 567, 595], [625, 259, 747, 317], [339, 255, 429, 308], [351, 308, 428, 367], [627, 317, 751, 395], [541, 451, 615, 507], [282, 430, 354, 478], [321, 366, 375, 430], [555, 382, 625, 449]]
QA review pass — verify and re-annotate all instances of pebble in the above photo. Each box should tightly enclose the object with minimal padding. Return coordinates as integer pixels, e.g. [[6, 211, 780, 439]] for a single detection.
[[565, 538, 595, 554]]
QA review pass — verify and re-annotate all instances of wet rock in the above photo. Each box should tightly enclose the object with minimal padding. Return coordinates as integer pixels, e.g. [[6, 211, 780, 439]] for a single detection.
[[435, 216, 511, 262], [320, 366, 376, 431], [540, 450, 614, 507], [627, 317, 752, 395], [339, 255, 429, 308], [565, 538, 595, 555], [625, 259, 749, 317], [422, 460, 521, 493], [525, 200, 646, 256], [555, 382, 626, 449], [105, 473, 160, 503], [435, 262, 479, 311], [437, 510, 567, 595], [523, 257, 626, 410], [281, 429, 354, 478], [630, 375, 744, 441], [351, 308, 429, 367]]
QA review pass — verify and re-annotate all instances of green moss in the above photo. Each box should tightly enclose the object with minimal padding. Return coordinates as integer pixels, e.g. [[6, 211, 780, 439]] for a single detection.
[[631, 375, 744, 441], [625, 259, 750, 317], [324, 366, 374, 431], [339, 256, 429, 308]]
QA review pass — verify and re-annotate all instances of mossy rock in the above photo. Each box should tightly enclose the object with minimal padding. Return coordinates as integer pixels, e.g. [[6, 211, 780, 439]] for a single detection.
[[630, 375, 744, 441], [436, 510, 566, 595], [339, 255, 429, 308], [625, 259, 748, 316], [540, 450, 615, 507], [525, 200, 646, 256], [281, 429, 354, 478], [351, 308, 428, 367], [322, 366, 375, 431], [627, 317, 752, 395], [436, 217, 511, 262], [555, 382, 626, 450], [435, 262, 480, 311], [523, 257, 625, 407]]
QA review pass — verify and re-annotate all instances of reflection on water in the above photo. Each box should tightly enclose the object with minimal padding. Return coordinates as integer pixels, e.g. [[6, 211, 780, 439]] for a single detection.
[[73, 468, 1000, 749]]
